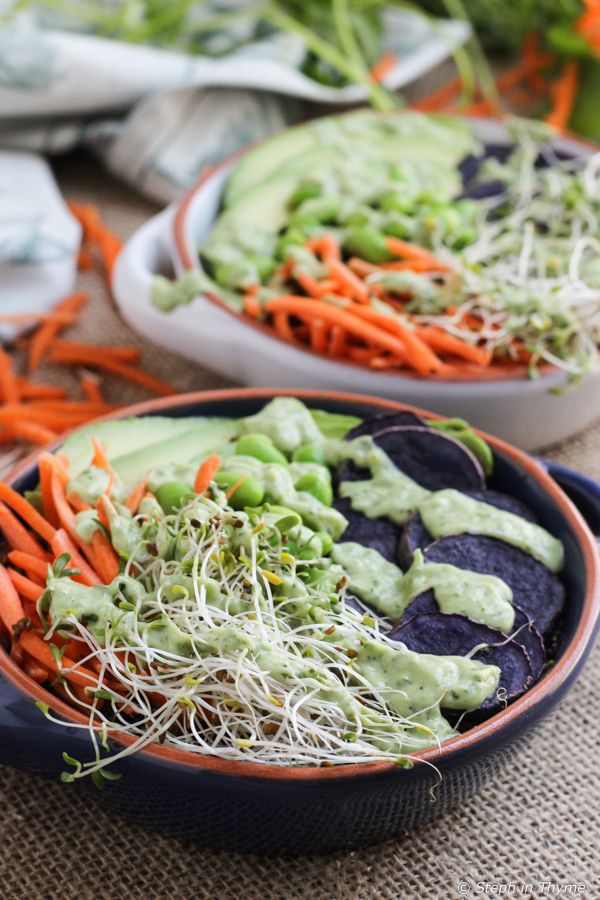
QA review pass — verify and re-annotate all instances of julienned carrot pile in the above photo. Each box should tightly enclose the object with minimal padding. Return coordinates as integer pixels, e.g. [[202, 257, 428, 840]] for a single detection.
[[242, 233, 499, 378], [0, 441, 140, 690], [0, 203, 178, 449]]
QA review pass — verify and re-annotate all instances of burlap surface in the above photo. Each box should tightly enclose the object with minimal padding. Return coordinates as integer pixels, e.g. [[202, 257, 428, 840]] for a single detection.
[[0, 155, 598, 900]]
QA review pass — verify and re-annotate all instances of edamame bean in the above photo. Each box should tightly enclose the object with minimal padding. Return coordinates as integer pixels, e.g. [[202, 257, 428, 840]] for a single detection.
[[216, 471, 265, 509], [236, 433, 288, 465], [343, 227, 392, 264], [295, 472, 333, 507], [292, 444, 327, 465], [294, 196, 340, 223], [288, 182, 322, 209], [379, 192, 414, 214], [155, 482, 195, 514]]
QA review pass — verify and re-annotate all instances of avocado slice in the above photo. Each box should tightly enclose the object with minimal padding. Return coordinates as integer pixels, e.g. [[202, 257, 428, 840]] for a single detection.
[[59, 416, 238, 490], [224, 110, 479, 206]]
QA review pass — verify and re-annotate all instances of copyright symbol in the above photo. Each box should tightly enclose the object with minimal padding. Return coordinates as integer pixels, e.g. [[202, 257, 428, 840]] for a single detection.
[[457, 882, 471, 895]]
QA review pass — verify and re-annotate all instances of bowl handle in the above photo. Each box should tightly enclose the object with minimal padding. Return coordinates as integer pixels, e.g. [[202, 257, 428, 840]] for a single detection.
[[538, 458, 600, 541]]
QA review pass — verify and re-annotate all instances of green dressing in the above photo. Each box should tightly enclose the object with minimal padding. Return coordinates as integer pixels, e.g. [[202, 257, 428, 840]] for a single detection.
[[419, 489, 564, 573]]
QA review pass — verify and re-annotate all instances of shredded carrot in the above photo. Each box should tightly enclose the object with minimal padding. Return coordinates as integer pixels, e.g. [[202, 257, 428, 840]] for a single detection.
[[411, 76, 461, 112], [65, 491, 92, 513], [305, 235, 341, 261], [49, 353, 177, 397], [0, 348, 20, 405], [309, 319, 329, 354], [8, 550, 48, 583], [16, 379, 68, 400], [91, 436, 113, 473], [370, 52, 396, 84], [52, 340, 141, 363], [328, 325, 347, 357], [349, 305, 444, 375], [546, 60, 580, 130], [384, 237, 449, 270], [19, 631, 98, 689], [51, 529, 102, 587], [244, 293, 261, 318], [95, 496, 111, 533], [225, 474, 248, 501], [80, 372, 103, 404], [125, 479, 148, 514], [38, 455, 60, 527], [77, 247, 94, 270], [417, 326, 491, 367], [327, 258, 370, 304], [88, 530, 119, 584], [28, 292, 88, 373], [0, 482, 55, 544], [7, 421, 58, 445], [6, 568, 43, 602], [272, 312, 298, 343], [194, 454, 222, 494], [296, 272, 330, 298], [0, 564, 26, 633], [23, 657, 50, 683]]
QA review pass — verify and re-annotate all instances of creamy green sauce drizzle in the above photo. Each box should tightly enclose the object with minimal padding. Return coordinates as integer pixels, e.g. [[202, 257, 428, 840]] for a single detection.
[[419, 489, 564, 573]]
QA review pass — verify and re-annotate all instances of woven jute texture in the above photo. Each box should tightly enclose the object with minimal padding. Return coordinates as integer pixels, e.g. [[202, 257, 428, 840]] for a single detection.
[[0, 155, 599, 900]]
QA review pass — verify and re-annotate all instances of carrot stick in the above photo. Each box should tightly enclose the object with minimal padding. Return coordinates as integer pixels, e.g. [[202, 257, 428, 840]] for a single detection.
[[77, 247, 94, 271], [225, 475, 247, 501], [23, 657, 50, 683], [296, 272, 330, 298], [95, 496, 111, 533], [0, 564, 26, 632], [417, 326, 491, 367], [272, 312, 298, 343], [306, 235, 341, 261], [28, 292, 88, 372], [19, 631, 99, 689], [349, 306, 444, 375], [546, 60, 579, 130], [0, 501, 48, 560], [265, 296, 440, 373], [6, 568, 43, 602], [309, 319, 329, 354], [370, 52, 396, 83], [7, 551, 48, 583], [347, 257, 380, 278], [8, 421, 58, 445], [327, 258, 370, 304], [38, 455, 60, 528], [51, 529, 101, 587], [244, 294, 261, 318], [89, 531, 119, 584], [194, 454, 222, 494], [0, 312, 75, 326], [328, 325, 347, 357], [125, 479, 148, 514], [80, 372, 104, 404], [411, 76, 461, 112], [384, 237, 449, 269], [0, 348, 20, 404], [65, 491, 92, 513], [0, 481, 56, 545], [16, 379, 68, 400], [52, 340, 141, 363], [49, 354, 177, 396]]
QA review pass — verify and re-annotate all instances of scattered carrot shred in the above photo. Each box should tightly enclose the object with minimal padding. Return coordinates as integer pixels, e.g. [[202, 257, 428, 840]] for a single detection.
[[194, 454, 221, 494]]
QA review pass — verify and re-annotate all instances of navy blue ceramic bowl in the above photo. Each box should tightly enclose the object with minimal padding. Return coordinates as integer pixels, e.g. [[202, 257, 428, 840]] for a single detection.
[[1, 389, 599, 855]]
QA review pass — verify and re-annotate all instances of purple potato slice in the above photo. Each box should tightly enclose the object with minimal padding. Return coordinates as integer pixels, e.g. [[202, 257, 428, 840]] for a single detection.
[[394, 594, 547, 681], [345, 411, 425, 441], [423, 534, 565, 635], [338, 425, 485, 490], [398, 512, 432, 569], [333, 497, 401, 564], [390, 612, 533, 712], [511, 605, 546, 680]]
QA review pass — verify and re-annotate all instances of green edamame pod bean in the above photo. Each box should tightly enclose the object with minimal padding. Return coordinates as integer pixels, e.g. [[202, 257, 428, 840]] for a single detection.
[[236, 433, 288, 465], [292, 444, 327, 465], [294, 195, 341, 223], [343, 228, 392, 264], [288, 182, 321, 209], [216, 471, 265, 509], [315, 531, 333, 555], [379, 192, 414, 214], [155, 481, 195, 515], [295, 472, 333, 507]]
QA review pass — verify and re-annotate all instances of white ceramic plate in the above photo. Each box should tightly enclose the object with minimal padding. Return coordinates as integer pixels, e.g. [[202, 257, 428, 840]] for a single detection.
[[113, 118, 600, 451]]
